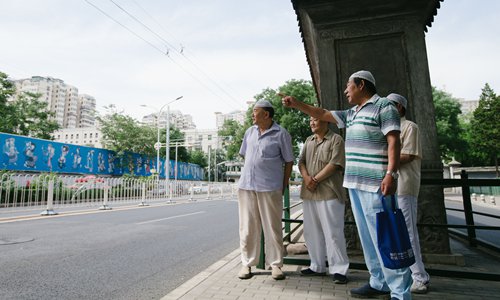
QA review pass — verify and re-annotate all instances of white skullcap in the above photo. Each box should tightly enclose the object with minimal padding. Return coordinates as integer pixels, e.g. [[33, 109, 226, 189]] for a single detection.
[[386, 93, 408, 109], [349, 70, 376, 87], [254, 100, 273, 108]]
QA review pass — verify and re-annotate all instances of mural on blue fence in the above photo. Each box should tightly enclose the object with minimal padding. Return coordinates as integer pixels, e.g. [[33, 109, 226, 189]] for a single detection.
[[0, 132, 204, 180]]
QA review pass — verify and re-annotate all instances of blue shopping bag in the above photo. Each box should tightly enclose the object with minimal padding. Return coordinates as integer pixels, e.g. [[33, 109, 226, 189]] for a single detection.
[[376, 195, 415, 269]]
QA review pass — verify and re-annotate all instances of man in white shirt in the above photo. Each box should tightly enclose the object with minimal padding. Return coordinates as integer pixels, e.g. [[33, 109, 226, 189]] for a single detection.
[[387, 93, 430, 294]]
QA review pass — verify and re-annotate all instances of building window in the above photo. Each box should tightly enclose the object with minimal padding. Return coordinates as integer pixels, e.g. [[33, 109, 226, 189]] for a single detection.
[[90, 133, 93, 138]]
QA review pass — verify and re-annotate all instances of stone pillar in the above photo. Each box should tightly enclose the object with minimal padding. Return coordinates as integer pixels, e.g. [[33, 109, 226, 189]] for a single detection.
[[292, 0, 450, 254]]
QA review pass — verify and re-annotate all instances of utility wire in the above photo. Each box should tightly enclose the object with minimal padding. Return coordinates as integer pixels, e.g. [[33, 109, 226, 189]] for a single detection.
[[83, 0, 239, 110], [109, 0, 245, 107]]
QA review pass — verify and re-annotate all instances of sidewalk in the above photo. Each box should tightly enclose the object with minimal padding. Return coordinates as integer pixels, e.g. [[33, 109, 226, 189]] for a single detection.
[[162, 240, 500, 300]]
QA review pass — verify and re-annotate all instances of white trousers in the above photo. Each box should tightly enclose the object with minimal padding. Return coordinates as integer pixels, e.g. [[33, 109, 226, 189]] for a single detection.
[[303, 199, 350, 275], [238, 189, 284, 268], [398, 194, 430, 284]]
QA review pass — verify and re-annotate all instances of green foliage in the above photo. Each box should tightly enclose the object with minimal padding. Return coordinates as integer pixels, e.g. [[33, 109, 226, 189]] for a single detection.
[[218, 119, 245, 160], [97, 105, 156, 157], [0, 71, 59, 138], [432, 87, 467, 162], [216, 79, 317, 163], [97, 105, 189, 166], [469, 84, 499, 172], [188, 149, 207, 168], [9, 92, 60, 139], [254, 79, 317, 155]]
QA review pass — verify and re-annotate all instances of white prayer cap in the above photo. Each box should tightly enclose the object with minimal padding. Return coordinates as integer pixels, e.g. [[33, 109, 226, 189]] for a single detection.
[[386, 93, 408, 109], [349, 70, 376, 87], [254, 100, 273, 108]]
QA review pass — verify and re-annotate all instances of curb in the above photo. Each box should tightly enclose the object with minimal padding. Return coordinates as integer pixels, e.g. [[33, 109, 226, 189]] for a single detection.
[[161, 248, 241, 300]]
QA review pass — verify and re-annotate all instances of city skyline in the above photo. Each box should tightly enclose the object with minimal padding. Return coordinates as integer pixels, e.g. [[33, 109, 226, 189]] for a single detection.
[[1, 0, 499, 128]]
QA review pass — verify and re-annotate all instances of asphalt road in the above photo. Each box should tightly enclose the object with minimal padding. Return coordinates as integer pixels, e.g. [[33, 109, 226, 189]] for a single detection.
[[0, 199, 239, 300], [445, 199, 500, 248]]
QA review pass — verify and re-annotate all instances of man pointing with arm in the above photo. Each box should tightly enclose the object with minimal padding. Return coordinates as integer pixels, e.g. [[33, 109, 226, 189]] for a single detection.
[[282, 71, 412, 300]]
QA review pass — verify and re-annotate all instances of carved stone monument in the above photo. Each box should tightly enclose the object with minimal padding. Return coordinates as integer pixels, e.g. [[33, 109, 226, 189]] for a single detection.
[[291, 0, 450, 254]]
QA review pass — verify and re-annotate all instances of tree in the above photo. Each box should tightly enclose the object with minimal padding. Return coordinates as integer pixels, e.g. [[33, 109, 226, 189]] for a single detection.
[[218, 119, 245, 161], [1, 71, 59, 138], [9, 92, 59, 139], [188, 149, 208, 169], [168, 126, 189, 163], [217, 79, 317, 162], [0, 72, 16, 133], [469, 83, 500, 175], [432, 87, 467, 162], [98, 105, 189, 167], [254, 79, 317, 157], [97, 105, 156, 157]]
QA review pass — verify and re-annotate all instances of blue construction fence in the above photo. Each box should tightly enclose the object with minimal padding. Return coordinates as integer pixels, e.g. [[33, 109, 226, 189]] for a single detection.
[[0, 132, 204, 180]]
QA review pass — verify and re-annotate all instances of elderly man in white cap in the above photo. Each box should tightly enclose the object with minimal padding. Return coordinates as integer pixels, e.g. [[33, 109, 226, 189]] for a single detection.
[[387, 93, 430, 294], [282, 70, 412, 300], [237, 99, 294, 281]]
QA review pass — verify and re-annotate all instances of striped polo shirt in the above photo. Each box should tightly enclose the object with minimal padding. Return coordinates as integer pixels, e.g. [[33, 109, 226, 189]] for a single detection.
[[331, 94, 400, 192]]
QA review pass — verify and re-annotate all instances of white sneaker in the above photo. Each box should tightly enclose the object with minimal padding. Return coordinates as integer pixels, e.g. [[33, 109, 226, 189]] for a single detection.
[[238, 266, 252, 279], [271, 266, 285, 280], [411, 281, 430, 294]]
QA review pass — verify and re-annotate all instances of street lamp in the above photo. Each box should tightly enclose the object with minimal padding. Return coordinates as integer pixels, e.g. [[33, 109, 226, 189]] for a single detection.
[[140, 95, 183, 177], [165, 96, 183, 180]]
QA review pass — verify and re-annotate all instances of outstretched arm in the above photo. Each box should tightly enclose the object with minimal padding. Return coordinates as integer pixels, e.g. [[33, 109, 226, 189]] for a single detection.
[[280, 94, 337, 124]]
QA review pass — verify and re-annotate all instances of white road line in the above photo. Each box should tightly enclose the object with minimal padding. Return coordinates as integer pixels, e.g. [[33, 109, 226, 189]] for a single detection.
[[135, 211, 206, 225]]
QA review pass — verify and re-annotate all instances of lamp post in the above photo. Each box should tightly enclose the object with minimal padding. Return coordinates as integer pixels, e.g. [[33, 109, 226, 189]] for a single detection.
[[141, 95, 183, 177], [165, 96, 183, 180]]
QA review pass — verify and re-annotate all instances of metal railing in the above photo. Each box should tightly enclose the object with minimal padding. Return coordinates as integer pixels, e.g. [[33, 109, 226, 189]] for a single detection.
[[277, 170, 500, 280], [0, 173, 236, 215], [420, 170, 500, 252]]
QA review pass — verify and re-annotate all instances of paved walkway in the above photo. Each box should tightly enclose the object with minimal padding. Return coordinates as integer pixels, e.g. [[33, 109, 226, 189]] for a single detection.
[[162, 244, 500, 300], [161, 193, 500, 299]]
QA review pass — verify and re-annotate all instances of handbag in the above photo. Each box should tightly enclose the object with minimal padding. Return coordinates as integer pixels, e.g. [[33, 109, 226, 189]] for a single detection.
[[376, 195, 415, 269]]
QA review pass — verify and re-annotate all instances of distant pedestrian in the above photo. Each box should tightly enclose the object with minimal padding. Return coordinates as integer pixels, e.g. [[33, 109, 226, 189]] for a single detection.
[[282, 70, 412, 299], [298, 116, 350, 284], [237, 99, 294, 280], [387, 93, 430, 294]]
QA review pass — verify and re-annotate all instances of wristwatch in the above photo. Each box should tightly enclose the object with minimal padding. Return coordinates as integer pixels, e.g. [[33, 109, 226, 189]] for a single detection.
[[386, 170, 399, 180]]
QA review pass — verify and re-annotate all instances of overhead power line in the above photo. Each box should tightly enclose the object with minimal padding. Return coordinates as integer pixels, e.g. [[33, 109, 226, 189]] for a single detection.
[[108, 0, 244, 107], [84, 0, 244, 110]]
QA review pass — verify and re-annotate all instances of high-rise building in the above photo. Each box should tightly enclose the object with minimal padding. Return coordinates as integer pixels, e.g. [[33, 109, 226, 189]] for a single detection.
[[12, 76, 96, 128], [141, 110, 196, 130], [458, 98, 479, 115], [214, 110, 246, 129], [77, 94, 96, 128]]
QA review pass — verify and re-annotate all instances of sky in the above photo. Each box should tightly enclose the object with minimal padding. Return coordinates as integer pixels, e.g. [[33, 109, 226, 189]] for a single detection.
[[1, 0, 498, 129]]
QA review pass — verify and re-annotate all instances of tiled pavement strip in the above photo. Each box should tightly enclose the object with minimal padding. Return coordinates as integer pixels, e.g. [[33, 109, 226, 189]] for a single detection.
[[162, 248, 500, 300]]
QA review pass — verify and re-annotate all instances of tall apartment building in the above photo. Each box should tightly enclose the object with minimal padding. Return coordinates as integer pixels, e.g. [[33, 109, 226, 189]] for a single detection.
[[78, 94, 96, 128], [458, 98, 479, 115], [181, 128, 221, 153], [12, 76, 96, 128], [214, 110, 246, 129], [141, 110, 196, 130]]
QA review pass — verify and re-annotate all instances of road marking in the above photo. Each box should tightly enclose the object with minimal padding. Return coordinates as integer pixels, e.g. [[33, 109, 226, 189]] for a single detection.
[[135, 211, 206, 225]]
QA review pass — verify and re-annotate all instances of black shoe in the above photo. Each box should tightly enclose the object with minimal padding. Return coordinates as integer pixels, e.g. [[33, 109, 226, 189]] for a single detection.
[[350, 283, 390, 299], [300, 268, 326, 276], [332, 273, 347, 284]]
